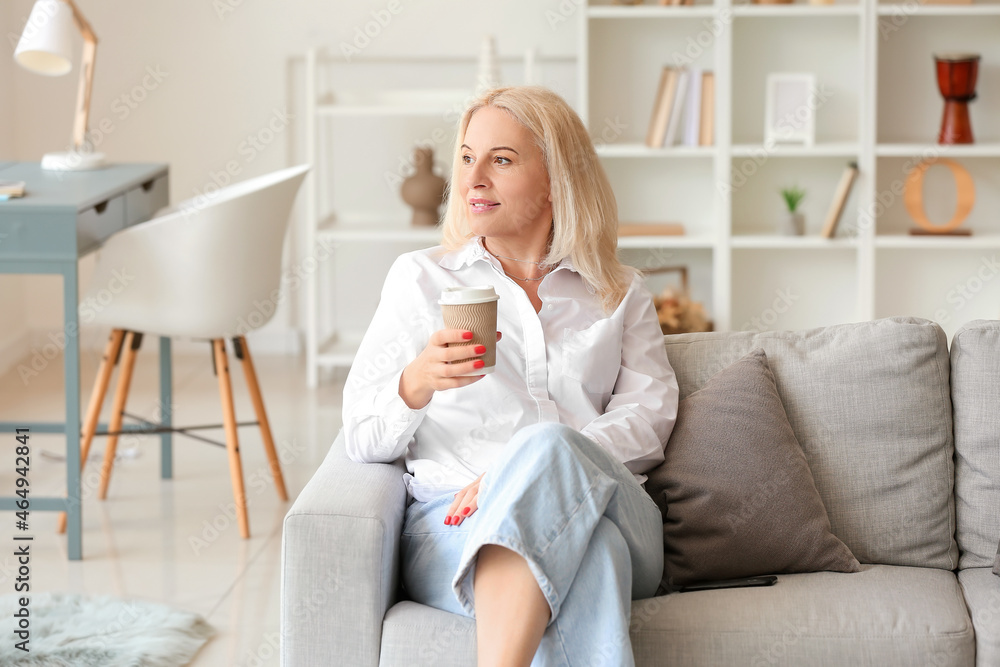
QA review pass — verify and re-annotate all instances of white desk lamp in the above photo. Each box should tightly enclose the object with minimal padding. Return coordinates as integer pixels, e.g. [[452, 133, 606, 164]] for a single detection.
[[14, 0, 106, 170]]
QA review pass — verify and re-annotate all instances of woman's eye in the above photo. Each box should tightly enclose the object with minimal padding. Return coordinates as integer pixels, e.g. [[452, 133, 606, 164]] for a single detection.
[[462, 155, 473, 164], [495, 156, 511, 165]]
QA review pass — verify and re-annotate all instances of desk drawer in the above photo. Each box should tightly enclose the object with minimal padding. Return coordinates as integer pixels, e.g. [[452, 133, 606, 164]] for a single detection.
[[77, 194, 126, 254], [125, 174, 169, 225]]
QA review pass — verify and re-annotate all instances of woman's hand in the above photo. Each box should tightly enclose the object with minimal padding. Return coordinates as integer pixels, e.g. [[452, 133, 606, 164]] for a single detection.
[[445, 473, 484, 526], [399, 330, 502, 410]]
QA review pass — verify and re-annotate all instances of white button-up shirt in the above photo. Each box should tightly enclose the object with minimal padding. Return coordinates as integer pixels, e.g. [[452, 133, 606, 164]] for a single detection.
[[343, 237, 679, 502]]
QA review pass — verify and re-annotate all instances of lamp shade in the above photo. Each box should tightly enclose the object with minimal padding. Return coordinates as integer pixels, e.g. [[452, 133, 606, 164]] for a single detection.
[[14, 0, 76, 76]]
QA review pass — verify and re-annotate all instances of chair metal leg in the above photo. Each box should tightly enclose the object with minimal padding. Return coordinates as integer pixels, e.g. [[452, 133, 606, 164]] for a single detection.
[[97, 331, 142, 501], [213, 339, 250, 539], [233, 336, 288, 501], [58, 329, 126, 534]]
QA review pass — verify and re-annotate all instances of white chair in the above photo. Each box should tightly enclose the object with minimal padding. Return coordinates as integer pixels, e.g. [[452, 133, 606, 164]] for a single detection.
[[59, 164, 310, 539]]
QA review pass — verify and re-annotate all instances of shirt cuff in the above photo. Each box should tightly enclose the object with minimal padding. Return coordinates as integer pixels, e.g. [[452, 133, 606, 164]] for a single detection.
[[372, 368, 429, 442]]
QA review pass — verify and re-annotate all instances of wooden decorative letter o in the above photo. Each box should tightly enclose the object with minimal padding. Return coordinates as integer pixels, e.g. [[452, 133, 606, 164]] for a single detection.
[[903, 158, 975, 233]]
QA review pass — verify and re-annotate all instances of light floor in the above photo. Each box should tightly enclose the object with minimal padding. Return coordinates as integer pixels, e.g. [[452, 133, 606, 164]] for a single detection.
[[0, 341, 346, 666]]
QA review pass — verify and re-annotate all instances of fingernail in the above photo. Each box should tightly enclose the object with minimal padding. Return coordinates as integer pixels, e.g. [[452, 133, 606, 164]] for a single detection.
[[462, 507, 470, 515], [462, 331, 474, 340], [444, 516, 452, 525], [474, 345, 486, 354], [474, 360, 485, 369]]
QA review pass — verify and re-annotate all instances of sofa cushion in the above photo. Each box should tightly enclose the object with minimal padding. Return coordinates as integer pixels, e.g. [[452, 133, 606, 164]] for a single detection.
[[958, 567, 1000, 667], [951, 320, 1000, 569], [380, 601, 477, 666], [662, 317, 958, 570], [645, 348, 860, 586], [378, 566, 974, 667], [630, 565, 973, 666]]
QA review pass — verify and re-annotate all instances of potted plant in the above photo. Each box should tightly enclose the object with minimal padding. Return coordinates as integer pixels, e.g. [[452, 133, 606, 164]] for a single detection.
[[779, 185, 806, 236]]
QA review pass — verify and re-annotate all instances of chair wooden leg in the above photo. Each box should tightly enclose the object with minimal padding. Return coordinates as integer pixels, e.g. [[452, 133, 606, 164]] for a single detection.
[[214, 339, 250, 539], [58, 329, 126, 534], [234, 336, 288, 501], [97, 331, 142, 501]]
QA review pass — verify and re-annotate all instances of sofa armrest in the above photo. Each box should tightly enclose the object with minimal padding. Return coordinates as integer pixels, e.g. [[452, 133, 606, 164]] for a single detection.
[[281, 431, 406, 667]]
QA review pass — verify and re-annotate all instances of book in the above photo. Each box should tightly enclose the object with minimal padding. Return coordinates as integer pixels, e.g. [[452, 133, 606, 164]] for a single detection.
[[699, 71, 715, 146], [664, 68, 690, 147], [682, 69, 703, 147], [618, 223, 685, 236], [820, 162, 859, 239], [0, 180, 26, 198], [645, 67, 680, 148]]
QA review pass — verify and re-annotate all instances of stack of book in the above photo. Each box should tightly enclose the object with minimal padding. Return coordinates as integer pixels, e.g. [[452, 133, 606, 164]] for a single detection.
[[645, 67, 715, 149], [0, 180, 26, 201]]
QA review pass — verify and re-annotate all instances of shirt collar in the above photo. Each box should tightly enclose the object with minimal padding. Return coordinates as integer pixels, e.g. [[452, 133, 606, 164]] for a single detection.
[[438, 236, 576, 273]]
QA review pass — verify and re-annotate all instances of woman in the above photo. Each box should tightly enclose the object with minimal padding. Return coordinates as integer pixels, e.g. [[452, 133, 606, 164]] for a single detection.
[[343, 86, 679, 666]]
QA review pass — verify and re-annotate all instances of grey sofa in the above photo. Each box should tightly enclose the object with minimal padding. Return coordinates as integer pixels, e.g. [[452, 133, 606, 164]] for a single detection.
[[281, 317, 1000, 666]]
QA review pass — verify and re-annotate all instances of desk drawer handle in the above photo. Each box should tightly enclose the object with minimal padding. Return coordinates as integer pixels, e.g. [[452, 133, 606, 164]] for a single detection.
[[95, 201, 109, 214], [141, 179, 156, 192]]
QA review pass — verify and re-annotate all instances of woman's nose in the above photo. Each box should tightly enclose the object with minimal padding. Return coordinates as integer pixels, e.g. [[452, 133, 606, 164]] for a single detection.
[[465, 160, 489, 190]]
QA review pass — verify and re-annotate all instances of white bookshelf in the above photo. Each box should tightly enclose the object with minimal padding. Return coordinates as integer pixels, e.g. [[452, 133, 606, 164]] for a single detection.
[[581, 0, 999, 336], [303, 6, 998, 384]]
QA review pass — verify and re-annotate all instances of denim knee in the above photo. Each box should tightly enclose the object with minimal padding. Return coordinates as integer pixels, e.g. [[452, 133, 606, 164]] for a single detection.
[[495, 422, 585, 471]]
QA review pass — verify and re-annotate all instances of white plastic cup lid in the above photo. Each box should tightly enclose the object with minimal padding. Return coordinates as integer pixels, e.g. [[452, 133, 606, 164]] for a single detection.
[[439, 286, 499, 305]]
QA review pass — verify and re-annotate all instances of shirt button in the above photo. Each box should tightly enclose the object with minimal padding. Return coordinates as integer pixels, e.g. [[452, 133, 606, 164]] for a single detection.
[[547, 304, 554, 311]]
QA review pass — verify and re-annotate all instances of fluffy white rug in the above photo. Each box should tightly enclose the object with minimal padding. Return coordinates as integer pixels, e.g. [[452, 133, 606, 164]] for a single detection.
[[0, 592, 214, 666]]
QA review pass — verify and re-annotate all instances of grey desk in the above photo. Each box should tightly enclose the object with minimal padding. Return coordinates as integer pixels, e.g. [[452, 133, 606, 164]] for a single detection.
[[0, 162, 170, 560]]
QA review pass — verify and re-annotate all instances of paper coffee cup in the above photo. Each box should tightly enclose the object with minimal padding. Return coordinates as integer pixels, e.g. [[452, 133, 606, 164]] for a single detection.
[[439, 286, 499, 376]]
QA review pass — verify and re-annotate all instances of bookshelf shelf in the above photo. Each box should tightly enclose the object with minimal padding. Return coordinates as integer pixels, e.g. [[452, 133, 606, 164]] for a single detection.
[[597, 143, 716, 158], [617, 234, 716, 249], [583, 0, 997, 338], [875, 143, 1000, 158], [588, 6, 717, 18], [731, 142, 860, 157], [731, 4, 863, 17], [875, 234, 1000, 250], [876, 3, 1000, 16], [731, 235, 857, 249]]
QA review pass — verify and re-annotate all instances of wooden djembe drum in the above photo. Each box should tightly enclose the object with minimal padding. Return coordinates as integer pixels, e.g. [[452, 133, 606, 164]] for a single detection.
[[935, 53, 980, 145]]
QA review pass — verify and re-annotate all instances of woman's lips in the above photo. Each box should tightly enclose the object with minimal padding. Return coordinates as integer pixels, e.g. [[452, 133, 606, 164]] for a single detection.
[[469, 199, 500, 213]]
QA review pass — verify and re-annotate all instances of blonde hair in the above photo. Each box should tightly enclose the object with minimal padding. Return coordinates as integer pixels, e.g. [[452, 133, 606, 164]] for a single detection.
[[440, 86, 632, 312]]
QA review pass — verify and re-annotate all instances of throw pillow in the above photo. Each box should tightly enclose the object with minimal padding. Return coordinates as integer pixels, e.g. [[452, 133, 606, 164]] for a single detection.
[[645, 348, 861, 587]]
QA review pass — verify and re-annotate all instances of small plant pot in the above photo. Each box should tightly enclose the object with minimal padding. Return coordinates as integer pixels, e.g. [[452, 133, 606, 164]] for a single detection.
[[778, 211, 805, 236]]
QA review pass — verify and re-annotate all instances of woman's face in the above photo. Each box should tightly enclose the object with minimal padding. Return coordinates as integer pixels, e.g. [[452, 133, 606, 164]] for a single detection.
[[459, 106, 552, 249]]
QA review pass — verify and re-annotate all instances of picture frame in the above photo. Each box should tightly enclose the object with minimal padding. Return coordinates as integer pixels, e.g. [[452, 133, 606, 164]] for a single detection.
[[764, 73, 817, 146]]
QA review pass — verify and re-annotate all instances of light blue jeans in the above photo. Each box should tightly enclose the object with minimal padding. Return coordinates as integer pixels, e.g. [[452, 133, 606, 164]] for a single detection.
[[400, 423, 664, 666]]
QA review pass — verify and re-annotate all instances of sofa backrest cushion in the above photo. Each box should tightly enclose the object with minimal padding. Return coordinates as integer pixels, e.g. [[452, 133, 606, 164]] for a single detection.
[[662, 317, 958, 570], [951, 320, 1000, 569]]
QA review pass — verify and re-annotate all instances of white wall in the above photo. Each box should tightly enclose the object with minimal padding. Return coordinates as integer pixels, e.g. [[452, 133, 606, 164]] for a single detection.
[[0, 2, 28, 377], [2, 0, 578, 363]]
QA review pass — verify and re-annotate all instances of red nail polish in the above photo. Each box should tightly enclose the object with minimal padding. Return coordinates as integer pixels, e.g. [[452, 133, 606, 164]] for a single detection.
[[474, 345, 486, 354], [462, 331, 474, 340], [462, 507, 470, 515], [444, 516, 452, 525], [474, 360, 485, 369]]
